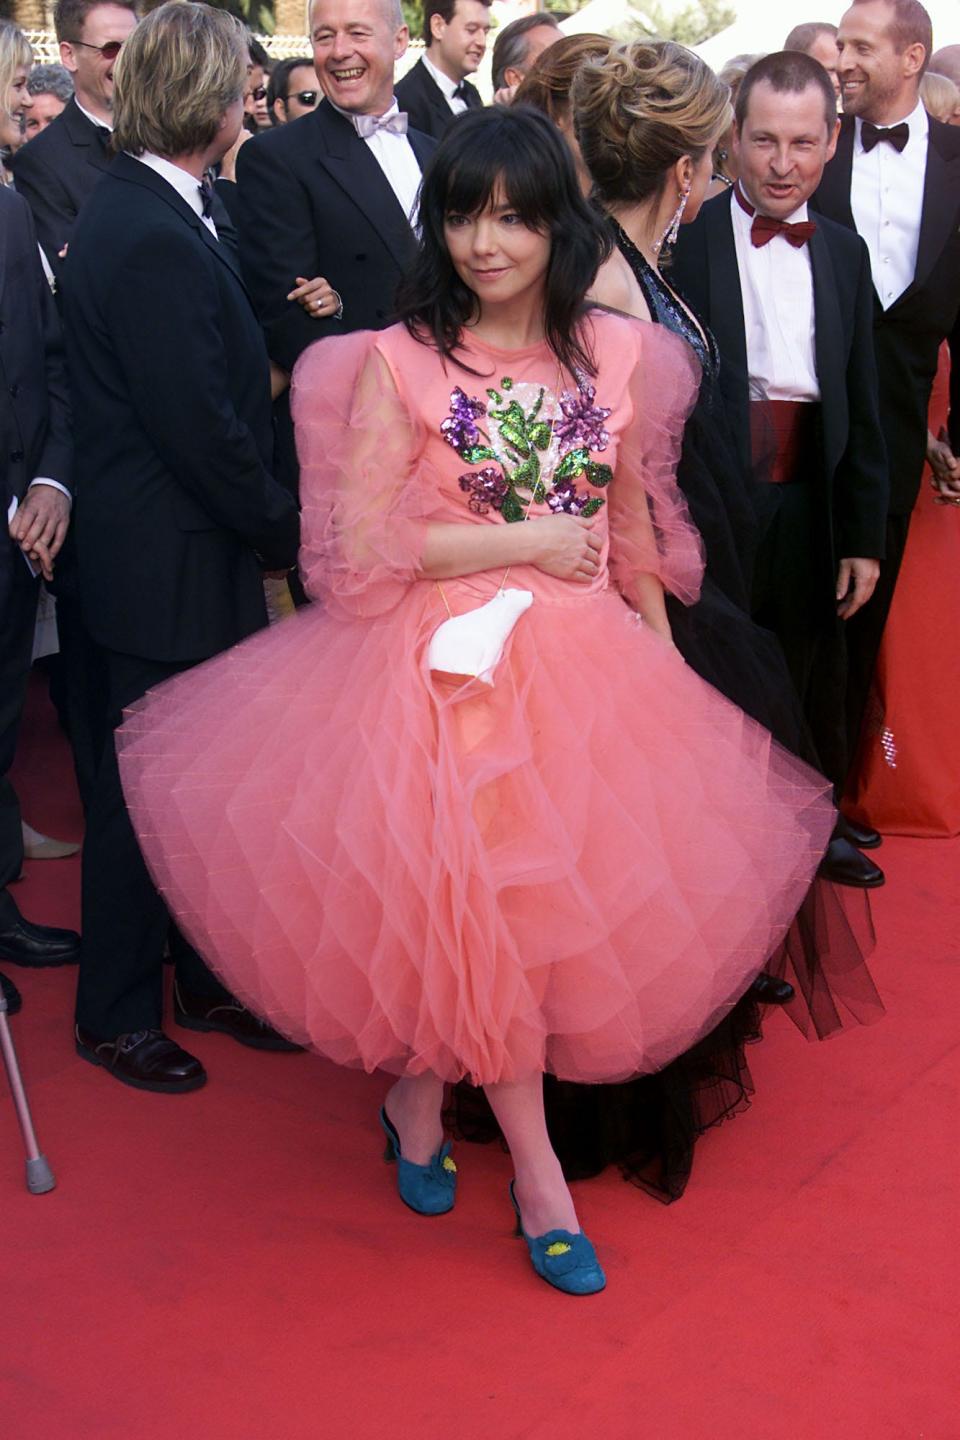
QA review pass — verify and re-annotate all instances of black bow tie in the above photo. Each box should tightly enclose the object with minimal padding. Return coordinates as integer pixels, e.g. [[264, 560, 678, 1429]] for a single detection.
[[198, 174, 215, 218], [861, 121, 909, 154], [94, 125, 111, 152], [453, 82, 470, 102]]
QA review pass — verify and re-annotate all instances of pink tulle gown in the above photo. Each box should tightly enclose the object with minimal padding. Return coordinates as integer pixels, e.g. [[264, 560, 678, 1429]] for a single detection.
[[117, 312, 839, 1087]]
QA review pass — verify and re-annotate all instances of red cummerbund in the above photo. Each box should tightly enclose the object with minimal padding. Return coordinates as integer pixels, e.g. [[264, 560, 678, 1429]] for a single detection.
[[749, 399, 820, 484]]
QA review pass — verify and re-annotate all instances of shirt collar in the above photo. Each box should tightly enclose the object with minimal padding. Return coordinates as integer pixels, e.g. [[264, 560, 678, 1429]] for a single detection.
[[421, 51, 460, 102], [76, 98, 112, 132], [131, 152, 206, 219]]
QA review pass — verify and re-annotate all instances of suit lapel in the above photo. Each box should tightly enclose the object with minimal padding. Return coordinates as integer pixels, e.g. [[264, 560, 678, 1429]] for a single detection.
[[908, 118, 960, 296], [415, 60, 456, 132], [813, 117, 855, 230], [111, 153, 248, 293], [313, 101, 417, 269], [63, 97, 113, 176], [705, 192, 751, 473]]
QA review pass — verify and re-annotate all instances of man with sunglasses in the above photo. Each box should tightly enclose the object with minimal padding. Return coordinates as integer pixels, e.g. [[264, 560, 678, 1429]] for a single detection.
[[11, 0, 138, 287], [266, 58, 321, 126]]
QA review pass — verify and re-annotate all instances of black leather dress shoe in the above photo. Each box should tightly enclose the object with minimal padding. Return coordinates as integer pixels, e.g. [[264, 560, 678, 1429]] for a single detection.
[[174, 982, 303, 1052], [0, 890, 80, 968], [836, 815, 883, 850], [1, 970, 23, 1016], [749, 972, 795, 1005], [75, 1026, 207, 1093], [818, 837, 885, 889]]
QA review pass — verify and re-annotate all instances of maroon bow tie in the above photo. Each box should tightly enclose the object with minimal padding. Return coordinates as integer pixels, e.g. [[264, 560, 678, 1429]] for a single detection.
[[734, 184, 816, 249], [750, 213, 817, 248]]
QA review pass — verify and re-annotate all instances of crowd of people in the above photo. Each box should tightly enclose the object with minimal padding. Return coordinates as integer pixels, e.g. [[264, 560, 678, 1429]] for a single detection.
[[1, 0, 957, 1296]]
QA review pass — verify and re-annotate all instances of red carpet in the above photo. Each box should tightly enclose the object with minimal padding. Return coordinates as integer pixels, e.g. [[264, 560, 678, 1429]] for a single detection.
[[2, 680, 958, 1439]]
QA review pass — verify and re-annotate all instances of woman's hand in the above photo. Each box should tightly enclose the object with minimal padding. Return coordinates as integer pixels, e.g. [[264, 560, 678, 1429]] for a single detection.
[[287, 275, 343, 321], [529, 514, 603, 581]]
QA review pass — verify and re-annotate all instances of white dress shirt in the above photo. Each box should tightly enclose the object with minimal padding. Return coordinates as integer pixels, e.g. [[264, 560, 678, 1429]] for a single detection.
[[850, 98, 927, 311], [421, 52, 468, 115], [132, 151, 218, 239], [330, 100, 422, 227], [731, 187, 820, 402]]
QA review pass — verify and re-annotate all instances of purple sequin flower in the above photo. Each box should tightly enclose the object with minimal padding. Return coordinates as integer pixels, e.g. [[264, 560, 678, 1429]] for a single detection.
[[441, 387, 487, 453], [547, 480, 589, 516], [459, 466, 508, 515], [554, 381, 611, 453]]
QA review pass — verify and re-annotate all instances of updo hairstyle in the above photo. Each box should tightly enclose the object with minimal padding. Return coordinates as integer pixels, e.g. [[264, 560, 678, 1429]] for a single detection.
[[513, 32, 612, 123], [573, 40, 731, 207]]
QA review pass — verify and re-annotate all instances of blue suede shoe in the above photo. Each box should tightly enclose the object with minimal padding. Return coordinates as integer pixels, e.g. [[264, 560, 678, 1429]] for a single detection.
[[509, 1181, 606, 1295], [379, 1107, 457, 1216]]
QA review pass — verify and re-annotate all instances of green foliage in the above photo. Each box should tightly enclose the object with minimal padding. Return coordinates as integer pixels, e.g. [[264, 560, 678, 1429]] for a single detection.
[[204, 0, 276, 37], [548, 0, 734, 47], [402, 0, 424, 39]]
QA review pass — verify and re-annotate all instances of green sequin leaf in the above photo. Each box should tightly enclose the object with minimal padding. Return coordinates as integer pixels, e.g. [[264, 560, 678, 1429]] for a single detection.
[[499, 423, 531, 458], [581, 497, 605, 518], [528, 421, 552, 451], [532, 481, 546, 504], [555, 447, 590, 480], [513, 454, 540, 491], [500, 490, 526, 523], [586, 462, 613, 488], [502, 377, 514, 390], [460, 445, 498, 464], [486, 389, 503, 406]]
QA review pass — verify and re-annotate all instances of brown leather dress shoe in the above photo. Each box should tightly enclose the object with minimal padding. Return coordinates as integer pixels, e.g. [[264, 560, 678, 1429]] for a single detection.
[[174, 981, 303, 1052], [75, 1026, 207, 1093]]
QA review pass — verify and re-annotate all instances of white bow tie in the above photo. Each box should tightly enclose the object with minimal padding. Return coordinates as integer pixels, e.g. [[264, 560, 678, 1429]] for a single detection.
[[353, 111, 409, 139]]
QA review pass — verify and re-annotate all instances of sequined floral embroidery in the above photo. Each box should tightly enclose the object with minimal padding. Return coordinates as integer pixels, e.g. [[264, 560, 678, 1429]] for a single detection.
[[443, 373, 613, 522]]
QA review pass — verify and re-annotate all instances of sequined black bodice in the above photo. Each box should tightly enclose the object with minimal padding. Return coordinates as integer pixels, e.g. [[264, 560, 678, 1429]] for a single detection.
[[610, 220, 721, 396]]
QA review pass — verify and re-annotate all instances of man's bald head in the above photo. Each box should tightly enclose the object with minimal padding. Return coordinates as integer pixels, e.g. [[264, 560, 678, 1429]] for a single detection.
[[930, 44, 960, 86]]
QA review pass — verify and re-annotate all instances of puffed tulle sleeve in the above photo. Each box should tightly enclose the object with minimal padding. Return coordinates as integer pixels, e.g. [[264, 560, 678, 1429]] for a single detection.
[[292, 331, 430, 615], [606, 318, 705, 608]]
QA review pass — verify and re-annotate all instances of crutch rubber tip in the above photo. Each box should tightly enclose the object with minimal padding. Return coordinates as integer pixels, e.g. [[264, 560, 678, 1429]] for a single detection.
[[26, 1155, 55, 1194]]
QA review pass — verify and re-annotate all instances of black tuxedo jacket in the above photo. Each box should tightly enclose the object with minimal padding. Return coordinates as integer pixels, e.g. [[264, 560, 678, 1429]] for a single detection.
[[812, 114, 960, 514], [671, 189, 888, 573], [10, 97, 112, 288], [394, 57, 482, 139], [0, 187, 71, 515], [236, 100, 436, 373], [63, 154, 298, 664]]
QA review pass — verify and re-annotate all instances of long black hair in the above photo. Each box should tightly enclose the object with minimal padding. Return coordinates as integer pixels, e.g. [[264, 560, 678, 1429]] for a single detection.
[[398, 105, 611, 376]]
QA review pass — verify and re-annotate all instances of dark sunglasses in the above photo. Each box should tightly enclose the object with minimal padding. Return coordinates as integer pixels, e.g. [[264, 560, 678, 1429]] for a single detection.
[[287, 89, 319, 106], [250, 86, 267, 101], [70, 38, 124, 59]]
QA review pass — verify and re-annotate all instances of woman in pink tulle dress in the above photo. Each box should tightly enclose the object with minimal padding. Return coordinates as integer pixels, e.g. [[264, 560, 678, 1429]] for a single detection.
[[117, 108, 840, 1294]]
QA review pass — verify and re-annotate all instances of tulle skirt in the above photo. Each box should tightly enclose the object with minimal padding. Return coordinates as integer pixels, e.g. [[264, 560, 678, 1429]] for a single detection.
[[118, 582, 838, 1087]]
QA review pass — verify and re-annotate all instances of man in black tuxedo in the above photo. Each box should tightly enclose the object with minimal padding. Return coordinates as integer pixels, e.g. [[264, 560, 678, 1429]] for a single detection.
[[0, 187, 79, 1018], [65, 3, 300, 1094], [672, 52, 890, 888], [394, 0, 489, 138], [237, 0, 437, 501], [11, 0, 138, 287], [813, 0, 960, 806]]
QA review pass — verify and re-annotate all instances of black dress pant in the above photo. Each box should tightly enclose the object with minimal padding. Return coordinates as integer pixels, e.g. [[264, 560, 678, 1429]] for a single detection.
[[843, 510, 912, 777], [0, 543, 39, 891], [47, 538, 112, 815], [75, 647, 230, 1040], [751, 482, 849, 789]]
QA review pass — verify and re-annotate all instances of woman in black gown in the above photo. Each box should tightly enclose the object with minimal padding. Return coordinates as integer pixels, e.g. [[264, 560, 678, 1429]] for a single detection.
[[450, 43, 881, 1201]]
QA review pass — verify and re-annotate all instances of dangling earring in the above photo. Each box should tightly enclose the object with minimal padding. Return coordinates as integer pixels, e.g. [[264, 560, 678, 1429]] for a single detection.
[[655, 188, 690, 254]]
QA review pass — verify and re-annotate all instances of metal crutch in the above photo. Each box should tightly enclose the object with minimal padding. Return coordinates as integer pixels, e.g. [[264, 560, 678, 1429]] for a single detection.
[[0, 989, 55, 1194]]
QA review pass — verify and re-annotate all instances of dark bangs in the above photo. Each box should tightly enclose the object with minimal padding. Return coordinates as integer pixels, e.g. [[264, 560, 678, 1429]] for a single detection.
[[398, 105, 611, 376]]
